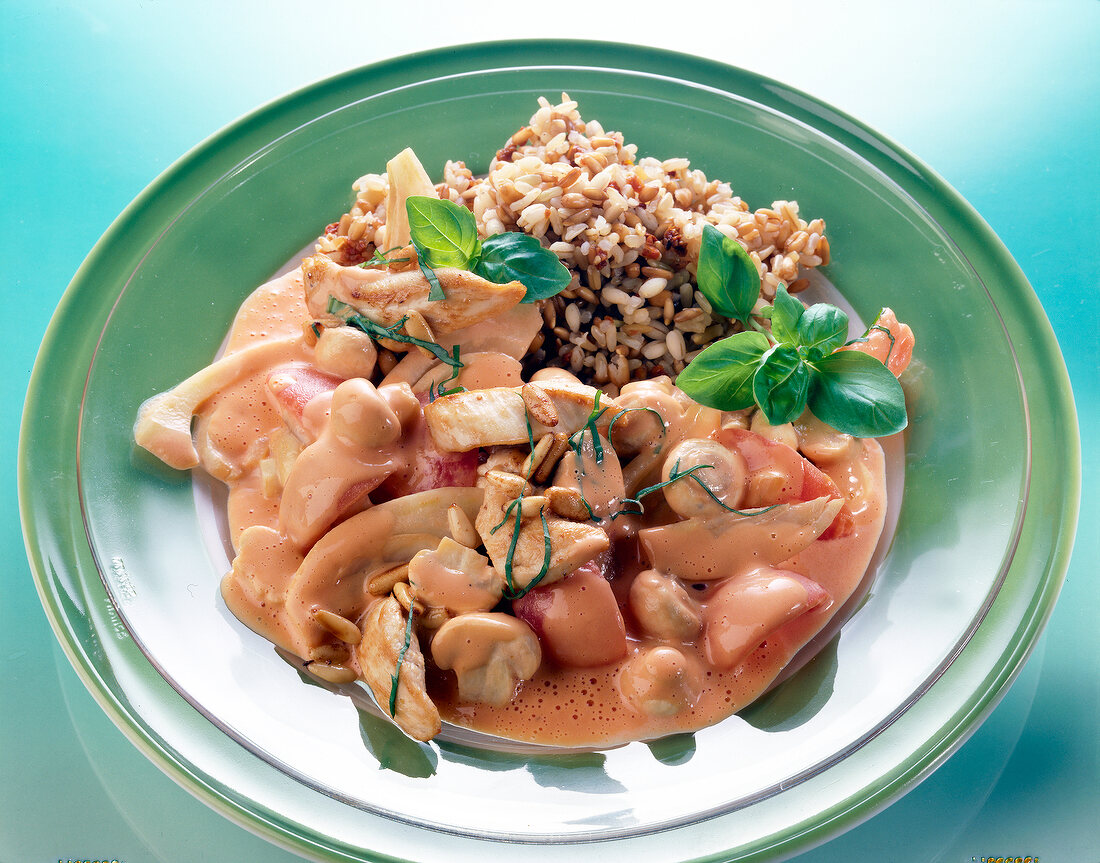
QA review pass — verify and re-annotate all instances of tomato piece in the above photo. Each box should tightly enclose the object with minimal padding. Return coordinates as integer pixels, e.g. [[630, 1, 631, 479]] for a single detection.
[[512, 563, 627, 668], [703, 567, 830, 670], [717, 427, 853, 538], [265, 366, 343, 444], [839, 308, 914, 377], [379, 397, 477, 497], [381, 446, 477, 496]]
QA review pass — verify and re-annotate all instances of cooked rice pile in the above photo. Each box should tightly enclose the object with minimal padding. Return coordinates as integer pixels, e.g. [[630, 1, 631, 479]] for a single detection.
[[317, 95, 829, 394]]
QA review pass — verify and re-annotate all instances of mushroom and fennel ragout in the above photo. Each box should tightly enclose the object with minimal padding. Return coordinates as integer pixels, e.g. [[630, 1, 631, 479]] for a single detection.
[[134, 102, 915, 746]]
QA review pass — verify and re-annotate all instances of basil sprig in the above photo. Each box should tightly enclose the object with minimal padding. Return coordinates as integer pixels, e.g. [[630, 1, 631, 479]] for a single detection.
[[677, 286, 907, 437], [404, 196, 570, 303]]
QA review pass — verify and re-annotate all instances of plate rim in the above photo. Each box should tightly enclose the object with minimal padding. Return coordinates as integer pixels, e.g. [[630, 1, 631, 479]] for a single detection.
[[19, 38, 1080, 862]]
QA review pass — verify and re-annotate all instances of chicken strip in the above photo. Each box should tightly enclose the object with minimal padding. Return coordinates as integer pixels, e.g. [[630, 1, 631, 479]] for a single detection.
[[302, 254, 526, 333], [357, 596, 441, 742]]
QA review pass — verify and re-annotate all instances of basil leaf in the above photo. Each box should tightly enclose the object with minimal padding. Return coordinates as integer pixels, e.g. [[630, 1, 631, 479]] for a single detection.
[[675, 331, 770, 411], [406, 196, 480, 269], [808, 350, 907, 437], [753, 344, 810, 425], [474, 232, 571, 302], [696, 223, 760, 323], [797, 302, 849, 359], [770, 284, 805, 345]]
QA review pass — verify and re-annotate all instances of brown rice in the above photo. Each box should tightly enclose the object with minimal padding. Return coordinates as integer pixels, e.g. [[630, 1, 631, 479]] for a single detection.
[[316, 94, 829, 396]]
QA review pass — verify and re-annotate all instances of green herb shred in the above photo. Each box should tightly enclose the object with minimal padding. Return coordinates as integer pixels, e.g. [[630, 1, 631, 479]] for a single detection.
[[327, 298, 463, 377], [388, 605, 416, 717], [613, 458, 777, 519], [568, 391, 608, 466]]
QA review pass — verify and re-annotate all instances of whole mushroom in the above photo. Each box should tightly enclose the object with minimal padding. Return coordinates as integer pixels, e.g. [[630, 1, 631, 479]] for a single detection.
[[431, 613, 541, 706], [661, 438, 748, 519]]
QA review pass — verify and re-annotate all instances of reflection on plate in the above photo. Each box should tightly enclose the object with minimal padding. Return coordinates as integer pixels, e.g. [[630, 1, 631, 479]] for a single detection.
[[20, 41, 1078, 862]]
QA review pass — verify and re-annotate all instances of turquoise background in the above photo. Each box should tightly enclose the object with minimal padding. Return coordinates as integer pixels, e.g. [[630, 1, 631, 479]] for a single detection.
[[3, 1, 1096, 860]]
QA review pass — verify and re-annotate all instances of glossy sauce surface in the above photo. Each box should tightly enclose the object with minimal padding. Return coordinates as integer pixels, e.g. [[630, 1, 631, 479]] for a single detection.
[[435, 440, 884, 745], [197, 272, 889, 747]]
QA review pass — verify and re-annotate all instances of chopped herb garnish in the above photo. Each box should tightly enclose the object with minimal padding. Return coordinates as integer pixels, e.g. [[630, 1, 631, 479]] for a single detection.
[[418, 258, 445, 302], [606, 406, 667, 453], [327, 298, 463, 378], [613, 458, 778, 519], [358, 245, 413, 269], [521, 393, 537, 454], [614, 460, 713, 519], [500, 504, 552, 601], [427, 346, 465, 402], [487, 479, 554, 601], [388, 604, 415, 717], [490, 495, 526, 536], [576, 491, 597, 522], [845, 310, 897, 364], [568, 391, 608, 466], [500, 495, 524, 596]]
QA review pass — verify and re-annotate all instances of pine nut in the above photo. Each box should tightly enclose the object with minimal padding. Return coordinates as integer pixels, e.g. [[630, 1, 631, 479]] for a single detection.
[[522, 433, 554, 479], [521, 383, 559, 427], [447, 503, 480, 549], [547, 486, 592, 521], [313, 609, 362, 645], [393, 580, 424, 616], [520, 495, 548, 519], [533, 433, 570, 484], [367, 563, 409, 596]]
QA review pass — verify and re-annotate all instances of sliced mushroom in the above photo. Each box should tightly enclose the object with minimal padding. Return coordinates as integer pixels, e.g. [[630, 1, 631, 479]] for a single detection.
[[314, 325, 377, 380], [357, 596, 441, 741], [659, 438, 747, 519], [719, 426, 854, 539], [220, 525, 305, 653], [615, 376, 721, 449], [277, 378, 404, 549], [302, 253, 526, 333], [749, 409, 799, 450], [794, 410, 855, 464], [431, 613, 541, 706], [282, 486, 483, 653]]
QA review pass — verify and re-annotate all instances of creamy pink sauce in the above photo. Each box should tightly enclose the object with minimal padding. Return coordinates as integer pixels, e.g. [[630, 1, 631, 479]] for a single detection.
[[185, 271, 888, 748], [434, 442, 883, 745]]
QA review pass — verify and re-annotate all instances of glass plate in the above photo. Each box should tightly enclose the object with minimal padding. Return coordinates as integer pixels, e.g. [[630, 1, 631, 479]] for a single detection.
[[20, 41, 1079, 862]]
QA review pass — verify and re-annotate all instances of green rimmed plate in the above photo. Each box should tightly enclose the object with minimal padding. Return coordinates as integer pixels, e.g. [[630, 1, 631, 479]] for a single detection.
[[19, 41, 1078, 861]]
